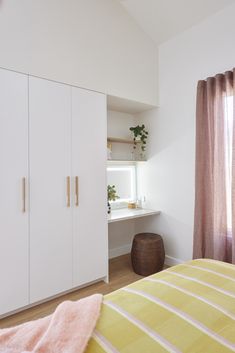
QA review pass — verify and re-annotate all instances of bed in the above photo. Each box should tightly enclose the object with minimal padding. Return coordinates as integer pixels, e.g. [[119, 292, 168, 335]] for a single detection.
[[86, 259, 235, 353]]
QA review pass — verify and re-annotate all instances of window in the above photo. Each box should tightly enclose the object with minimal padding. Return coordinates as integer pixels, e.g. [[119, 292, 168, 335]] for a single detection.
[[194, 72, 234, 262], [224, 95, 234, 232], [107, 165, 137, 207]]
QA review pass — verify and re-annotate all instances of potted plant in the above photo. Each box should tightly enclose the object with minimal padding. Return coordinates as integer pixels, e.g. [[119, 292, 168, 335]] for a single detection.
[[107, 185, 120, 214], [129, 124, 148, 158]]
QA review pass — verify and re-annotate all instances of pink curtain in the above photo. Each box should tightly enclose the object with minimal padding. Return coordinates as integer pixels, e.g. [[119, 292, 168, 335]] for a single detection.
[[193, 70, 235, 264]]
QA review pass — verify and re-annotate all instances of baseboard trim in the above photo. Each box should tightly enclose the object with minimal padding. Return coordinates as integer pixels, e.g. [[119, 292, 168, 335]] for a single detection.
[[164, 255, 184, 267], [109, 244, 184, 267], [109, 244, 131, 259]]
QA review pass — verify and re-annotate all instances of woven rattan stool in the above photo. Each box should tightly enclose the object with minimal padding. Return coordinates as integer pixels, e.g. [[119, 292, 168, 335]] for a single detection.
[[131, 233, 165, 276]]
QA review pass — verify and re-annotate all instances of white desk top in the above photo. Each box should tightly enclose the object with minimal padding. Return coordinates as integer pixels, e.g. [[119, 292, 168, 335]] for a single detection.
[[108, 208, 160, 223]]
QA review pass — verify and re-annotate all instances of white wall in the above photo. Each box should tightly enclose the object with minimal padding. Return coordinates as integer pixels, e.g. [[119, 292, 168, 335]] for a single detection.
[[108, 221, 134, 259], [137, 4, 235, 264], [0, 0, 158, 105], [107, 110, 135, 139]]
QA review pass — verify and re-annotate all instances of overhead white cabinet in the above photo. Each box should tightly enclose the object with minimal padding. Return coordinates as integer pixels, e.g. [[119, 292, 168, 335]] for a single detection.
[[29, 77, 73, 302], [72, 87, 108, 287], [0, 69, 29, 315]]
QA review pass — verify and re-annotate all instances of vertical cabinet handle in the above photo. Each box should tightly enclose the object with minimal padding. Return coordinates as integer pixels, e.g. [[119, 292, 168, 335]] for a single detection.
[[75, 176, 79, 206], [66, 176, 71, 207], [22, 177, 26, 213]]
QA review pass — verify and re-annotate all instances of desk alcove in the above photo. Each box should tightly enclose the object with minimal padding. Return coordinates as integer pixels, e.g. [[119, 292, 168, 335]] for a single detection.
[[108, 209, 160, 259]]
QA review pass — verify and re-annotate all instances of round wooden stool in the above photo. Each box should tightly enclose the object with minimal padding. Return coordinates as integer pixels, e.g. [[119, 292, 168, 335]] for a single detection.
[[131, 233, 165, 276]]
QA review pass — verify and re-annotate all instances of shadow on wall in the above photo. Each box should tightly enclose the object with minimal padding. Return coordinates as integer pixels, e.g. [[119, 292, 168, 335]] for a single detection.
[[145, 109, 195, 160], [134, 212, 193, 262], [138, 108, 194, 161]]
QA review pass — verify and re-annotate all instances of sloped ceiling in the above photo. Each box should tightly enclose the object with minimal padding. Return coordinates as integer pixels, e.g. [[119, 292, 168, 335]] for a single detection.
[[118, 0, 235, 44]]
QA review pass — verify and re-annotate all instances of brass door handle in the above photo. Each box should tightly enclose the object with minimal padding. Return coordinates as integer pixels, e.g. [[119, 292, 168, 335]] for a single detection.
[[22, 177, 26, 213], [75, 176, 79, 206], [66, 176, 71, 207]]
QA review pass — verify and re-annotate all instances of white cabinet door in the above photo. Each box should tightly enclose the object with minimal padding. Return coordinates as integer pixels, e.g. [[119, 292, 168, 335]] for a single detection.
[[0, 69, 29, 315], [72, 87, 108, 287], [29, 77, 72, 303]]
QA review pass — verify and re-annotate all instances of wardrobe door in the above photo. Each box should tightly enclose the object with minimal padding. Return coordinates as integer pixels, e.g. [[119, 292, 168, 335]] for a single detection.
[[0, 69, 29, 315], [72, 87, 108, 287], [29, 77, 72, 303]]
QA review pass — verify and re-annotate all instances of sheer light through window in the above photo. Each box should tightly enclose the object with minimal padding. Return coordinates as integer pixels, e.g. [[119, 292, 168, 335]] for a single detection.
[[224, 95, 234, 232]]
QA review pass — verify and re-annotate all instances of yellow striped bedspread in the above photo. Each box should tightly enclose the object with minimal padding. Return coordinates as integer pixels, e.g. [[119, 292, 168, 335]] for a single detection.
[[85, 259, 235, 353]]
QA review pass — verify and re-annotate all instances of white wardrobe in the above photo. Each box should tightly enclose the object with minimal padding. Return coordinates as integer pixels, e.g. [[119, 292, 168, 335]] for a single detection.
[[0, 69, 108, 316]]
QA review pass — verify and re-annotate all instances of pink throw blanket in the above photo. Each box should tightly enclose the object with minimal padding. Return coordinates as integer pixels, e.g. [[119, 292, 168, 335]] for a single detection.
[[0, 294, 102, 353]]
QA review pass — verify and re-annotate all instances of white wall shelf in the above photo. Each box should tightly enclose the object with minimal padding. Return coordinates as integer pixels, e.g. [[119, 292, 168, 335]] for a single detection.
[[107, 159, 146, 163], [108, 208, 160, 223], [107, 137, 140, 144], [107, 137, 147, 162]]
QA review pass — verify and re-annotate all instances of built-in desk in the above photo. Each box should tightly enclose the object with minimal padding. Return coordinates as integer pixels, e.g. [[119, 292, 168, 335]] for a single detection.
[[108, 208, 160, 223]]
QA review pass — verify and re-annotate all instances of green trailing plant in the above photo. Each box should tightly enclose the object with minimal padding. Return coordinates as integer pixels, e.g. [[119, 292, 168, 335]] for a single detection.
[[107, 185, 120, 202], [129, 124, 148, 151]]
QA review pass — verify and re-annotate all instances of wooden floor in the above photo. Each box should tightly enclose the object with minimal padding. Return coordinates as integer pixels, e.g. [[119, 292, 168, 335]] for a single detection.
[[0, 254, 144, 329]]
